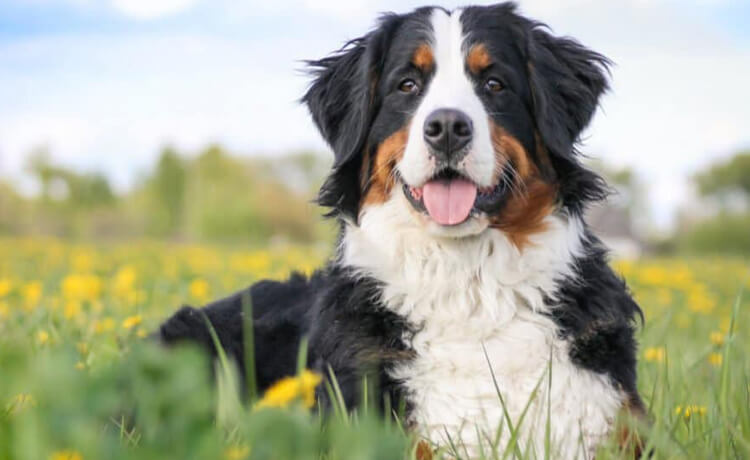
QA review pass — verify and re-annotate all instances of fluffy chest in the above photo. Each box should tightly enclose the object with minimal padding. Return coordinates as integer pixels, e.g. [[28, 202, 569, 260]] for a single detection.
[[342, 209, 624, 458], [390, 304, 622, 459]]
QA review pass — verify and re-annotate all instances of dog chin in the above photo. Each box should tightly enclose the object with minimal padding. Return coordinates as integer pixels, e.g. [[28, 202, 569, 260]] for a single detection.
[[405, 203, 490, 238]]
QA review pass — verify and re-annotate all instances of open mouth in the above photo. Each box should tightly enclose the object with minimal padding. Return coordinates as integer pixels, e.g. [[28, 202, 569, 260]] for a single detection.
[[402, 167, 509, 226]]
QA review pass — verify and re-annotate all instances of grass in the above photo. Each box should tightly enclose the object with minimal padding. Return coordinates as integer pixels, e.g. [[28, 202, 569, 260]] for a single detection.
[[0, 237, 748, 459]]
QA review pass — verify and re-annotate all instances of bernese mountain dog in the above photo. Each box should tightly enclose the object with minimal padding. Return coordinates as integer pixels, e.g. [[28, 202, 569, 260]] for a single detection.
[[158, 3, 644, 458]]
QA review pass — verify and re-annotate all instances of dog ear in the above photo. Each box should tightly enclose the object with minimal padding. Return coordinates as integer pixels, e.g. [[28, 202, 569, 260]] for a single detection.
[[303, 19, 395, 221], [528, 28, 611, 159]]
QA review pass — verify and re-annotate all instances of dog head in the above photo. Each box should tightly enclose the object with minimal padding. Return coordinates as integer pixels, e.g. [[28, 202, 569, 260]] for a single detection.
[[304, 3, 609, 246]]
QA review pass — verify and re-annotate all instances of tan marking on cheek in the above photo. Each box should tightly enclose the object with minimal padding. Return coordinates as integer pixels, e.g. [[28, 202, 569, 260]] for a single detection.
[[412, 43, 434, 72], [361, 128, 409, 208], [467, 43, 491, 75], [488, 122, 557, 249], [490, 123, 532, 179]]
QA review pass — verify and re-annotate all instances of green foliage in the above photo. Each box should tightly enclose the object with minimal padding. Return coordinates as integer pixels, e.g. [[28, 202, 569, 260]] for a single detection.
[[0, 145, 332, 244], [147, 147, 187, 236], [677, 213, 750, 255], [27, 148, 116, 209], [695, 151, 750, 198]]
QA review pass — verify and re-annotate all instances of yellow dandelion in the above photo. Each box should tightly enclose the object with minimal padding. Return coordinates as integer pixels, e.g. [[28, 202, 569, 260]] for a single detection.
[[122, 314, 143, 330], [675, 405, 707, 419], [639, 266, 668, 286], [74, 361, 85, 371], [0, 278, 12, 297], [256, 370, 322, 409], [643, 347, 665, 363], [708, 353, 723, 367], [49, 450, 83, 460], [189, 278, 210, 302], [37, 330, 50, 345], [224, 445, 251, 460], [611, 259, 634, 278], [93, 317, 115, 334], [61, 274, 102, 303], [22, 281, 43, 310], [709, 331, 725, 347], [112, 265, 137, 297]]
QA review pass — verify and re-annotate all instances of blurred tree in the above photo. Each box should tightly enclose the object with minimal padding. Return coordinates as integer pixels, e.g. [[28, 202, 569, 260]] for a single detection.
[[147, 147, 187, 236], [26, 149, 115, 209], [5, 144, 329, 244], [675, 150, 750, 255], [0, 181, 28, 234], [695, 151, 750, 197], [676, 213, 750, 255], [693, 151, 750, 213]]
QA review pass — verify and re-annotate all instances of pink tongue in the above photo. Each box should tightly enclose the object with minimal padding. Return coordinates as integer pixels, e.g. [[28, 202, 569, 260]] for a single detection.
[[422, 178, 478, 225]]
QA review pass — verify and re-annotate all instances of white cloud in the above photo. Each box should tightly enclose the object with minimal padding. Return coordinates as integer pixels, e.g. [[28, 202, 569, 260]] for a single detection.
[[110, 0, 198, 20]]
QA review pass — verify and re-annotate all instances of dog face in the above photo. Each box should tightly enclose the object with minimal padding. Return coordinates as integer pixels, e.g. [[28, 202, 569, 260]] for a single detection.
[[304, 3, 609, 245]]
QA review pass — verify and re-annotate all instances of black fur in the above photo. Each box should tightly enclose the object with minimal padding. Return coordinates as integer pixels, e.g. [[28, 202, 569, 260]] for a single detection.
[[550, 233, 644, 409], [159, 1, 643, 434], [159, 267, 413, 410]]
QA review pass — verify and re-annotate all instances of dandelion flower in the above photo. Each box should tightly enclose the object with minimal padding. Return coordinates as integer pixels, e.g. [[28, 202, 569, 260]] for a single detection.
[[113, 265, 137, 297], [122, 314, 143, 330], [709, 332, 724, 347], [189, 279, 210, 302], [0, 278, 11, 297], [37, 330, 50, 345], [224, 445, 250, 460], [22, 281, 43, 310], [708, 353, 722, 367], [256, 370, 322, 409], [49, 450, 83, 460], [675, 405, 707, 419], [643, 347, 665, 363]]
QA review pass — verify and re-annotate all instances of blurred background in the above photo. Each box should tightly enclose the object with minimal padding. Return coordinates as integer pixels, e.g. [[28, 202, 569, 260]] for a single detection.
[[1, 0, 749, 256]]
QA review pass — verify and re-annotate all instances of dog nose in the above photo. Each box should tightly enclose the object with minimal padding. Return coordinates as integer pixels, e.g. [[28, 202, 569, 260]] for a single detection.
[[423, 108, 473, 161]]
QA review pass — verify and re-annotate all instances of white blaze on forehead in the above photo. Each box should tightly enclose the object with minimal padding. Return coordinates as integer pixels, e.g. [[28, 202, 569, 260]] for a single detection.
[[398, 8, 496, 189]]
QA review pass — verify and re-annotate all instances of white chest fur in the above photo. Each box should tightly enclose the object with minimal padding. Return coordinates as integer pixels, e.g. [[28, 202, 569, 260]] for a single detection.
[[342, 197, 624, 459]]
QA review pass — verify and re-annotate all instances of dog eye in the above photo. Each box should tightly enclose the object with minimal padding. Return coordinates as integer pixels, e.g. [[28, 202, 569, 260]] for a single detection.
[[398, 79, 419, 94], [484, 78, 503, 93]]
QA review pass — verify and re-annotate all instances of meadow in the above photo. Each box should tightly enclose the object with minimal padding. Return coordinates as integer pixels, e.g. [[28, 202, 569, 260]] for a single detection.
[[0, 237, 748, 459]]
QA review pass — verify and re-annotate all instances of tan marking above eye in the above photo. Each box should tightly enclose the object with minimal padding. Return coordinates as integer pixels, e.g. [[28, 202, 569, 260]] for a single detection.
[[467, 43, 492, 75], [412, 43, 434, 72]]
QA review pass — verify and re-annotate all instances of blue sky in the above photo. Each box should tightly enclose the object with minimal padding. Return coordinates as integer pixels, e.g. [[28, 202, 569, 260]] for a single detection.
[[1, 0, 749, 229]]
